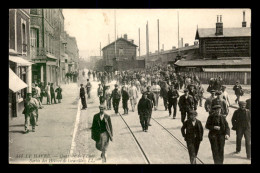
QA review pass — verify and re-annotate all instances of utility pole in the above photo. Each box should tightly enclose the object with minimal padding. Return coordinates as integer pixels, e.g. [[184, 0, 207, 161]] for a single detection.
[[146, 21, 149, 58], [139, 28, 140, 57], [158, 19, 160, 59]]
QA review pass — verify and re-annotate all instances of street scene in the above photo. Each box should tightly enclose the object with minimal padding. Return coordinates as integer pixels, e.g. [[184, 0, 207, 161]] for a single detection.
[[9, 9, 251, 164]]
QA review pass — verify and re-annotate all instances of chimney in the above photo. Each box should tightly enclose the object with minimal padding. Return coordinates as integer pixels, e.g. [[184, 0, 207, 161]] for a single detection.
[[185, 43, 189, 47], [242, 11, 247, 27], [124, 34, 127, 40], [215, 15, 223, 35]]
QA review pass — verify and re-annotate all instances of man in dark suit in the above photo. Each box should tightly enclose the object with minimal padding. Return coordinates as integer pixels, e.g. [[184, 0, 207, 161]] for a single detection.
[[231, 101, 251, 160], [181, 110, 204, 164], [50, 83, 57, 104], [167, 85, 179, 119], [178, 89, 195, 123], [144, 86, 156, 126], [80, 84, 87, 110], [206, 105, 230, 164], [91, 105, 113, 163], [111, 84, 121, 115], [138, 93, 152, 132], [246, 98, 251, 112]]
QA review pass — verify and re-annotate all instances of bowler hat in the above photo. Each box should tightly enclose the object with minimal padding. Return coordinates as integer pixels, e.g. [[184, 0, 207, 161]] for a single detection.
[[212, 105, 221, 109], [99, 105, 105, 109]]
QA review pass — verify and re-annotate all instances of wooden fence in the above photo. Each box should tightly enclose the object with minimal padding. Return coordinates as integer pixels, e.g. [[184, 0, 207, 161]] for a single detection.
[[190, 71, 251, 85]]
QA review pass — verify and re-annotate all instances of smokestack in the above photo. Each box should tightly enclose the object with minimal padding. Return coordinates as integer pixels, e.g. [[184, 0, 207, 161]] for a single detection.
[[215, 15, 223, 35], [124, 34, 127, 40], [242, 11, 247, 27]]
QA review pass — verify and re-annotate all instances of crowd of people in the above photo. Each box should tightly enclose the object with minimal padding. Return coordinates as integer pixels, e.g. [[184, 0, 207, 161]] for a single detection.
[[22, 81, 63, 133], [65, 71, 79, 84], [84, 64, 250, 164]]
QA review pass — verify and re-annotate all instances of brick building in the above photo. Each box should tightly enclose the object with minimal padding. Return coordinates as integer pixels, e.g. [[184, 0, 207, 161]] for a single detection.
[[30, 9, 66, 86], [102, 34, 143, 72], [9, 9, 33, 118]]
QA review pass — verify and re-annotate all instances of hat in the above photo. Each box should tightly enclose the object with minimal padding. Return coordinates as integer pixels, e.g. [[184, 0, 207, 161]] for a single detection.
[[99, 105, 105, 109], [210, 90, 216, 93], [189, 110, 198, 116], [216, 91, 222, 95], [27, 93, 32, 96], [212, 105, 221, 109], [114, 84, 118, 87], [147, 86, 151, 89], [239, 101, 246, 106], [184, 89, 189, 92]]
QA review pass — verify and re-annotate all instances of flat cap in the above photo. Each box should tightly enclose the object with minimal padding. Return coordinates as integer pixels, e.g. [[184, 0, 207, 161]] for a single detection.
[[147, 86, 151, 89], [114, 84, 118, 87], [216, 91, 222, 95], [212, 105, 221, 109], [210, 90, 216, 93], [189, 110, 198, 116], [238, 101, 246, 106]]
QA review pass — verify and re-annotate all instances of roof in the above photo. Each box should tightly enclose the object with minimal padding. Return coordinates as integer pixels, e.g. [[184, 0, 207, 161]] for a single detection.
[[195, 27, 251, 39], [203, 68, 251, 72], [174, 58, 251, 67], [102, 38, 138, 50]]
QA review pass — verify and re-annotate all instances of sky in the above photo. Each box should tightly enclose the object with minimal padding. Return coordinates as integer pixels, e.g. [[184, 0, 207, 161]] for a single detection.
[[63, 9, 251, 60]]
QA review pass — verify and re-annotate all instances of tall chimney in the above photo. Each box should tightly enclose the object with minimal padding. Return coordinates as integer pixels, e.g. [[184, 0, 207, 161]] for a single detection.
[[124, 34, 127, 40], [242, 11, 247, 27], [215, 15, 223, 35]]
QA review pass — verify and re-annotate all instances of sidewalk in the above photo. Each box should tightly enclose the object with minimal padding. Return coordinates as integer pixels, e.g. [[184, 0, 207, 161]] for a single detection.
[[9, 83, 79, 164]]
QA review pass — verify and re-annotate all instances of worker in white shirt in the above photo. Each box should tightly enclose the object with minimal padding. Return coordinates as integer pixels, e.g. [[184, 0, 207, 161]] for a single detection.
[[221, 86, 231, 107], [128, 81, 139, 112], [151, 81, 161, 111]]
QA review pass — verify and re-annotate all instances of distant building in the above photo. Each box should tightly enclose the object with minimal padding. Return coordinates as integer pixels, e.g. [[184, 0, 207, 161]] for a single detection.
[[65, 34, 79, 73], [102, 34, 144, 71], [175, 12, 251, 85], [9, 9, 33, 118]]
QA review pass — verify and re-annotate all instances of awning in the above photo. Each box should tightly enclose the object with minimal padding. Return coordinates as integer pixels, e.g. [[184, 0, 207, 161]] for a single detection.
[[9, 68, 28, 92], [9, 56, 33, 66], [203, 68, 251, 72]]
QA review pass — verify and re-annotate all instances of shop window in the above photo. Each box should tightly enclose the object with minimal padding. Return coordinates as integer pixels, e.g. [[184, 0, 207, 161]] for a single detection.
[[17, 67, 27, 101]]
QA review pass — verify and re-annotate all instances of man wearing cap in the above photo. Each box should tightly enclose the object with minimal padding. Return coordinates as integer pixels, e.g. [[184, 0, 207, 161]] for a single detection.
[[220, 86, 231, 107], [121, 86, 130, 115], [188, 84, 198, 111], [111, 84, 121, 115], [80, 84, 87, 110], [138, 93, 152, 132], [50, 83, 57, 104], [128, 81, 139, 112], [181, 110, 204, 164], [233, 81, 243, 104], [206, 105, 230, 164], [151, 81, 161, 111], [45, 82, 51, 105], [211, 91, 228, 117], [91, 105, 113, 163], [231, 101, 251, 160], [97, 83, 104, 104], [104, 85, 112, 110], [168, 84, 179, 119], [178, 89, 195, 123], [22, 93, 39, 133], [160, 81, 169, 111], [204, 90, 217, 115], [197, 82, 204, 107], [144, 86, 156, 126]]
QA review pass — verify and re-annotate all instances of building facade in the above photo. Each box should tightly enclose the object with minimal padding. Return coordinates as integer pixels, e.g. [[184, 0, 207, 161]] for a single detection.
[[9, 9, 33, 118], [102, 34, 139, 71], [65, 34, 79, 73]]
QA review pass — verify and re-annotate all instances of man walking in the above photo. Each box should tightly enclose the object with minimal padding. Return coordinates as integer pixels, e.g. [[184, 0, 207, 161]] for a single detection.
[[50, 83, 57, 104], [211, 91, 228, 117], [233, 81, 243, 104], [22, 93, 39, 133], [151, 81, 161, 111], [128, 81, 138, 112], [97, 83, 104, 105], [221, 86, 231, 107], [91, 105, 113, 163], [160, 81, 169, 111], [181, 110, 204, 164], [111, 84, 121, 115], [34, 83, 43, 109], [197, 82, 204, 107], [45, 82, 51, 105], [86, 79, 92, 99], [231, 101, 251, 160], [104, 85, 112, 110], [178, 89, 195, 123], [204, 90, 217, 116], [138, 93, 152, 132], [167, 85, 179, 119], [206, 105, 230, 164], [80, 84, 87, 110], [145, 86, 156, 126], [121, 86, 130, 115]]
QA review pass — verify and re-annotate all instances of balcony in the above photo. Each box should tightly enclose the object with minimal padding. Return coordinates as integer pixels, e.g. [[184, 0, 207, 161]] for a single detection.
[[30, 47, 57, 60]]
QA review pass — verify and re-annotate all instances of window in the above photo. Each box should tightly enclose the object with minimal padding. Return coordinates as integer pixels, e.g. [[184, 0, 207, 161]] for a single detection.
[[30, 28, 38, 47], [21, 19, 27, 53], [30, 9, 37, 15], [119, 48, 124, 56]]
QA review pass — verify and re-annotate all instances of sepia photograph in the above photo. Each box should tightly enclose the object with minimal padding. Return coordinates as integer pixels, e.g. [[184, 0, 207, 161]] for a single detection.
[[9, 8, 251, 164]]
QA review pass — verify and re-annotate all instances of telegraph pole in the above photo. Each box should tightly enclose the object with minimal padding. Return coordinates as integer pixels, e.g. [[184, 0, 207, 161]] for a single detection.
[[146, 21, 149, 58], [139, 28, 140, 57], [158, 19, 160, 59]]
